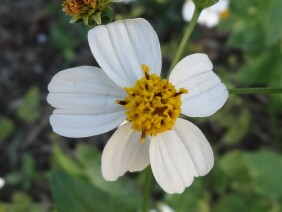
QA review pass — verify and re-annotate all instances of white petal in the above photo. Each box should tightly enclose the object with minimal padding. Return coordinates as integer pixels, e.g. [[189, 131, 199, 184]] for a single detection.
[[88, 18, 162, 88], [201, 0, 229, 28], [182, 0, 222, 28], [210, 0, 229, 13], [50, 111, 126, 138], [169, 54, 228, 117], [47, 66, 126, 115], [182, 1, 195, 22], [173, 119, 214, 175], [47, 66, 127, 137], [102, 122, 150, 181], [150, 119, 214, 194], [188, 7, 219, 28], [197, 10, 210, 26], [203, 11, 220, 28], [0, 178, 5, 189]]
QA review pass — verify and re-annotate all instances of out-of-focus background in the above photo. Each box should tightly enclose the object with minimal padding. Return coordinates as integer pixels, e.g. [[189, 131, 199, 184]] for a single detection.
[[0, 0, 282, 211]]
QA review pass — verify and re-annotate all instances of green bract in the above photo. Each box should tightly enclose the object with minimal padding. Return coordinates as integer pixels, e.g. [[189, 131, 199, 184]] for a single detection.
[[192, 0, 218, 9]]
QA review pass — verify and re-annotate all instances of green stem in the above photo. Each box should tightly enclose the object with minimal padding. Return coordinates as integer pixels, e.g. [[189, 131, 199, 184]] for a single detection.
[[228, 88, 282, 94], [167, 7, 202, 77], [142, 168, 152, 212]]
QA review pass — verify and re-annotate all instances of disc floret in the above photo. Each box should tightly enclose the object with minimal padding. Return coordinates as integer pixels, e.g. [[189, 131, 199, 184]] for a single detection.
[[117, 64, 188, 141], [62, 0, 114, 27]]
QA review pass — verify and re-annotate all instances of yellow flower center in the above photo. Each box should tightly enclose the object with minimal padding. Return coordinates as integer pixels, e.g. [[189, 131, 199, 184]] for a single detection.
[[220, 9, 230, 19], [116, 64, 188, 142]]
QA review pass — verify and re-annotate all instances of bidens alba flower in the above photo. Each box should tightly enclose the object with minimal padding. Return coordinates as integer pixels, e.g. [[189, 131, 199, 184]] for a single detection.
[[183, 0, 229, 28], [47, 18, 228, 194], [0, 178, 5, 189]]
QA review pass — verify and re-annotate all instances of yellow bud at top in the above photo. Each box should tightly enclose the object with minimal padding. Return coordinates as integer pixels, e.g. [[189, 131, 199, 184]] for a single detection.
[[63, 0, 83, 15], [62, 0, 115, 27]]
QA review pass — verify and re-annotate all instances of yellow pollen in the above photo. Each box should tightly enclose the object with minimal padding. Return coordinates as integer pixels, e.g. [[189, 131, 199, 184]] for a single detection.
[[220, 9, 230, 19], [63, 0, 97, 16], [117, 64, 188, 141], [63, 0, 83, 15]]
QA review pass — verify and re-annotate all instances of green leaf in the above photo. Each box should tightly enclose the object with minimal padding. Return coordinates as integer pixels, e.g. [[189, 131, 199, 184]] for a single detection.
[[21, 154, 36, 190], [210, 95, 250, 144], [223, 108, 251, 144], [5, 154, 36, 190], [213, 194, 248, 212], [212, 163, 230, 194], [228, 22, 264, 52], [50, 15, 87, 63], [164, 179, 208, 212], [213, 192, 275, 212], [0, 203, 8, 211], [219, 150, 282, 200], [0, 117, 15, 142], [245, 150, 282, 200], [50, 172, 133, 212], [265, 0, 282, 45], [218, 151, 254, 193], [17, 86, 40, 124], [76, 144, 142, 209], [51, 144, 142, 210], [0, 192, 47, 212], [237, 53, 271, 84], [52, 144, 84, 177], [237, 49, 280, 85]]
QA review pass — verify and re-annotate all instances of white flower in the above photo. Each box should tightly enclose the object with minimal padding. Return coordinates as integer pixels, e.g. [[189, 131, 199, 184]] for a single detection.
[[47, 18, 228, 194], [0, 178, 5, 189], [150, 204, 175, 212], [182, 0, 229, 28]]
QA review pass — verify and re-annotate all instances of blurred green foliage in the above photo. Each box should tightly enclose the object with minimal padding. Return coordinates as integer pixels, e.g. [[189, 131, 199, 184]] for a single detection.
[[0, 192, 47, 212], [211, 95, 251, 144], [16, 86, 41, 124], [50, 172, 132, 212], [221, 0, 282, 112], [49, 3, 88, 64], [0, 117, 15, 143], [49, 142, 282, 211], [50, 143, 143, 211], [5, 154, 37, 190], [165, 150, 282, 212]]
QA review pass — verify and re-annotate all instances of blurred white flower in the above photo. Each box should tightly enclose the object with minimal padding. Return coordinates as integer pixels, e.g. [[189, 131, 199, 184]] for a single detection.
[[47, 18, 228, 194], [183, 0, 229, 28], [160, 204, 175, 212], [150, 204, 175, 212], [0, 178, 5, 189]]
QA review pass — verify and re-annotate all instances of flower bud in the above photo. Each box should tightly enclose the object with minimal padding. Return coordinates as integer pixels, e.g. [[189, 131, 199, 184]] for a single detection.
[[192, 0, 218, 9], [62, 0, 116, 27]]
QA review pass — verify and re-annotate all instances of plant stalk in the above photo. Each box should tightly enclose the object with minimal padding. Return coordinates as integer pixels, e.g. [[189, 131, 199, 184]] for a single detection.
[[168, 7, 202, 77], [228, 88, 282, 94], [142, 168, 152, 212]]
